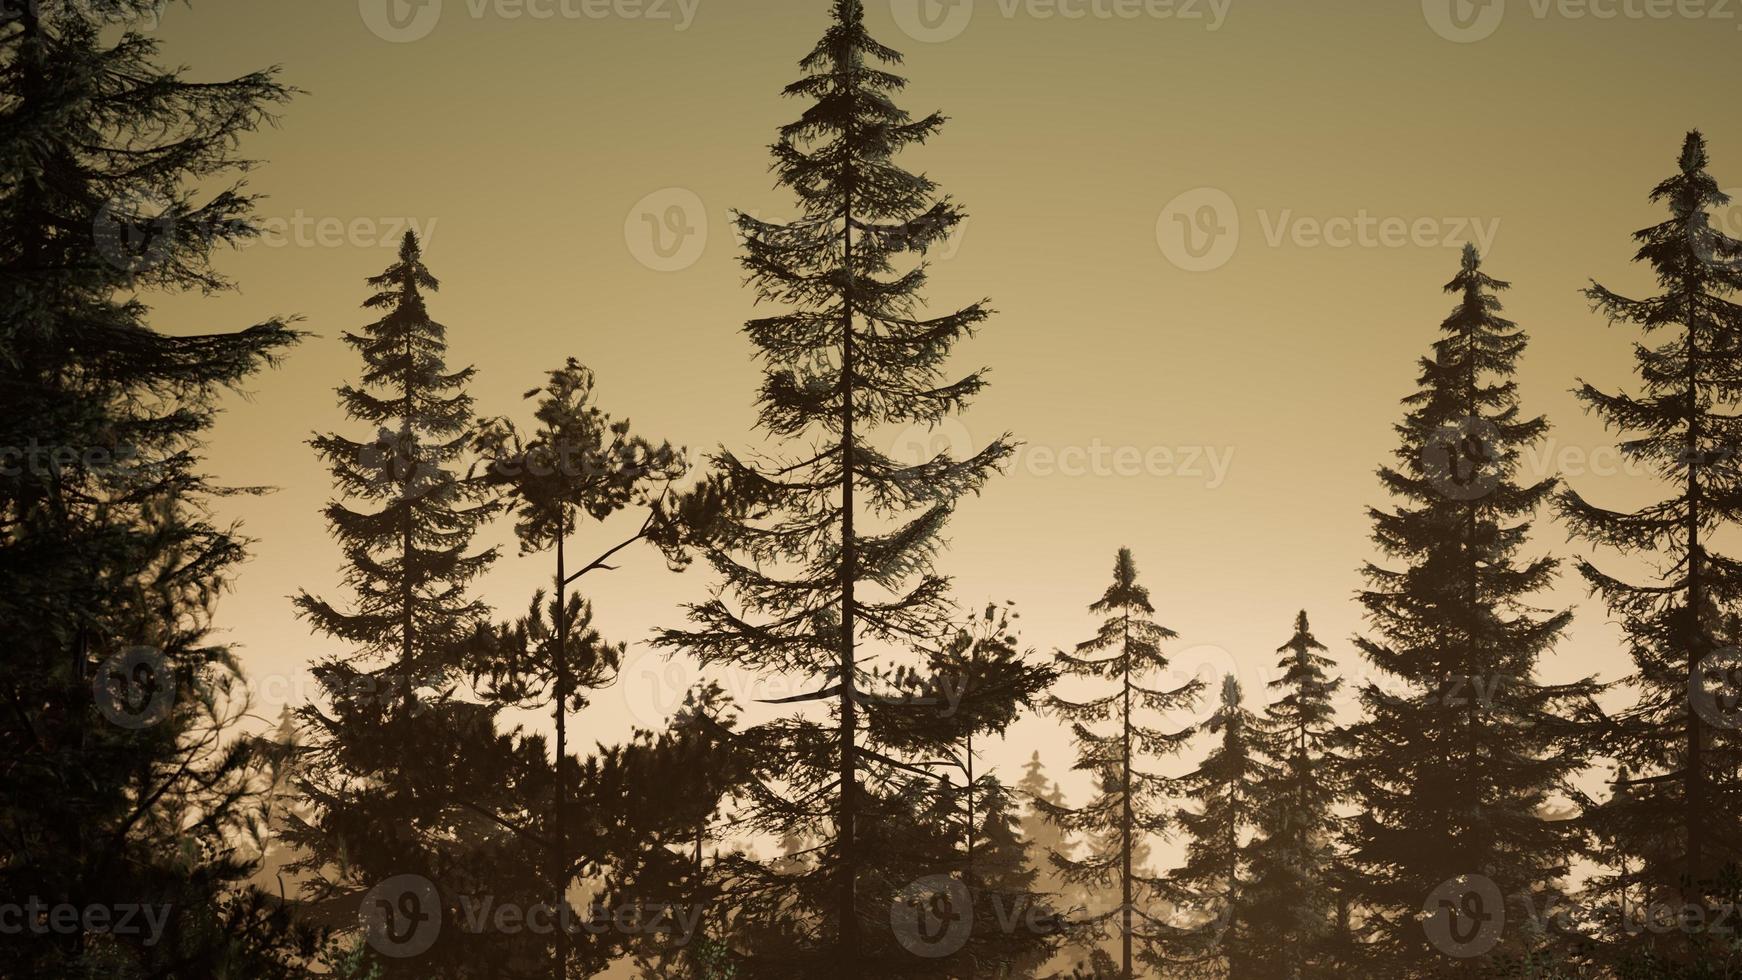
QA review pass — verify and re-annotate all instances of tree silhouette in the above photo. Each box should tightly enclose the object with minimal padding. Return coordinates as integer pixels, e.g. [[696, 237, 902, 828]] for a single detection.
[[1019, 755, 1116, 977], [1242, 612, 1344, 979], [655, 0, 1011, 973], [0, 1, 318, 974], [917, 603, 1059, 977], [289, 233, 523, 978], [470, 357, 687, 980], [1343, 244, 1598, 973], [623, 684, 748, 980], [1038, 548, 1203, 979], [1557, 129, 1742, 971], [1157, 675, 1265, 978]]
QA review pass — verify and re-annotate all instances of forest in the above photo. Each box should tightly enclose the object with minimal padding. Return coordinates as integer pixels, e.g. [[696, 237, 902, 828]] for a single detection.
[[2, 0, 1741, 977]]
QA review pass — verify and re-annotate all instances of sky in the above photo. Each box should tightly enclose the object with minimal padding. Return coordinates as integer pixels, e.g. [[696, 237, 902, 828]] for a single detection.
[[133, 0, 1742, 830]]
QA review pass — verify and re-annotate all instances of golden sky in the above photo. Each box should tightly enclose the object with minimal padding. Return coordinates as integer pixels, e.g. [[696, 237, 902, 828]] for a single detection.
[[140, 0, 1742, 809]]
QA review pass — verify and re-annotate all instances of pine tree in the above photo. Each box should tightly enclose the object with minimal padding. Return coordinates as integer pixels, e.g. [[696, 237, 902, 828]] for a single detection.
[[470, 357, 686, 980], [655, 1, 1012, 973], [250, 707, 311, 899], [1556, 130, 1742, 969], [1017, 753, 1057, 847], [1344, 244, 1598, 974], [288, 233, 520, 978], [971, 784, 1061, 978], [1038, 548, 1203, 980], [0, 2, 320, 973], [1242, 612, 1344, 979], [1580, 766, 1641, 949], [1158, 675, 1266, 979], [1018, 759, 1116, 977]]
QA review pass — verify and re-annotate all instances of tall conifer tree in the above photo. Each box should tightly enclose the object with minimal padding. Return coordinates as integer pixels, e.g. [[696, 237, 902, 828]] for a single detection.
[[1019, 753, 1109, 977], [1038, 548, 1202, 980], [0, 2, 318, 973], [1343, 244, 1596, 973], [289, 234, 516, 978], [1158, 675, 1265, 979], [1557, 130, 1742, 969], [1242, 612, 1344, 979], [656, 1, 1013, 973]]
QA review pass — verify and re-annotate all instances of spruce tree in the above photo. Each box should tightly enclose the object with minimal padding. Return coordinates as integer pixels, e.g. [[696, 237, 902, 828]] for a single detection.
[[1343, 244, 1597, 974], [288, 233, 519, 978], [1017, 753, 1058, 835], [655, 1, 1012, 973], [1242, 612, 1344, 979], [0, 1, 319, 973], [1556, 130, 1742, 969], [1158, 675, 1266, 979], [1579, 766, 1642, 951], [1038, 547, 1203, 980], [947, 779, 1060, 979], [1018, 758, 1114, 977]]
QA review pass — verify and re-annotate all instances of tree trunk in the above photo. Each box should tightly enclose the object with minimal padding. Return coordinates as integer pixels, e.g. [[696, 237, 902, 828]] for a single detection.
[[554, 519, 570, 980], [1684, 274, 1705, 902], [1120, 610, 1134, 980], [837, 80, 860, 972]]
